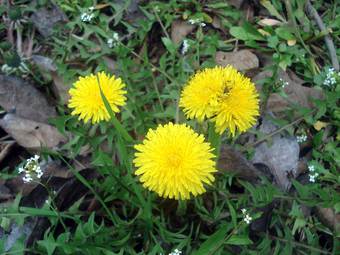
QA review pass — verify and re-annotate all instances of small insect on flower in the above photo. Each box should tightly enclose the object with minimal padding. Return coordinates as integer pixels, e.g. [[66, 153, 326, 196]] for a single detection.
[[134, 123, 217, 200], [68, 72, 127, 124], [180, 66, 260, 136], [18, 155, 43, 183]]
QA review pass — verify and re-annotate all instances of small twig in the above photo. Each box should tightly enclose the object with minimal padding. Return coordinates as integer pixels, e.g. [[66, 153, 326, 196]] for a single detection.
[[284, 1, 315, 61], [265, 234, 332, 255], [243, 109, 316, 150], [153, 8, 171, 39], [305, 0, 339, 71]]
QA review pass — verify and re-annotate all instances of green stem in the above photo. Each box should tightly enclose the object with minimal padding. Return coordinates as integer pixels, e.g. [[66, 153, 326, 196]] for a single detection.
[[96, 75, 134, 143], [208, 122, 222, 160]]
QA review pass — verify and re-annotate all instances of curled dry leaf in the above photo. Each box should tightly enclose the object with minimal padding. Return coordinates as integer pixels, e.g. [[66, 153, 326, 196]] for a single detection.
[[253, 69, 324, 113], [0, 114, 66, 150], [215, 50, 259, 71], [171, 20, 195, 44], [0, 75, 56, 123], [218, 145, 263, 181], [252, 118, 300, 191]]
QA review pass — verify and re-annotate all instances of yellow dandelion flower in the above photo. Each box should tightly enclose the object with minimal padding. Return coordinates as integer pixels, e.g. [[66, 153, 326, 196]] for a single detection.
[[134, 122, 216, 200], [179, 67, 226, 121], [179, 66, 259, 136], [212, 66, 259, 136], [68, 72, 127, 124]]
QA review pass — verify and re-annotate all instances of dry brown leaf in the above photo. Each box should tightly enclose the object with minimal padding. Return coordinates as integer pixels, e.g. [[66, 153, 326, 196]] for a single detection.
[[313, 120, 328, 131], [0, 114, 66, 150], [0, 141, 15, 164], [0, 75, 57, 123], [218, 145, 263, 180], [258, 18, 282, 27], [215, 50, 259, 71], [32, 55, 70, 103], [316, 207, 340, 232], [253, 69, 324, 112], [287, 39, 296, 46], [51, 72, 70, 104], [252, 118, 300, 191], [30, 3, 67, 37], [171, 20, 195, 44]]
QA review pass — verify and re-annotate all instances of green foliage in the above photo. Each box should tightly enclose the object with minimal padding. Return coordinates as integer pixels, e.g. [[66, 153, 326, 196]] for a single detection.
[[1, 0, 339, 254]]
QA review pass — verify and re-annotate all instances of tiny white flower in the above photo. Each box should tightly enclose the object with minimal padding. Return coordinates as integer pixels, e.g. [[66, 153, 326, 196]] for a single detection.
[[188, 18, 206, 27], [244, 214, 252, 224], [81, 12, 95, 22], [169, 249, 182, 255], [88, 6, 95, 12], [296, 135, 307, 143], [279, 78, 289, 88], [323, 67, 339, 87], [181, 39, 190, 55], [107, 32, 120, 48], [308, 165, 315, 172], [18, 155, 43, 183], [241, 208, 247, 214]]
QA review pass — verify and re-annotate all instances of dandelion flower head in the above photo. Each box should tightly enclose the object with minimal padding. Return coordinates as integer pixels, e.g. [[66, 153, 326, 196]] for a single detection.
[[68, 72, 127, 124], [134, 122, 216, 200], [180, 66, 259, 136], [180, 67, 226, 121]]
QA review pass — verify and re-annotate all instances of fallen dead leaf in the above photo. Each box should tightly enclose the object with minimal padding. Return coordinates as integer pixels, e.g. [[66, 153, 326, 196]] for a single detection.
[[287, 39, 296, 46], [30, 3, 67, 37], [0, 75, 57, 123], [253, 69, 324, 113], [31, 55, 57, 72], [252, 118, 300, 191], [313, 120, 328, 131], [171, 20, 195, 44], [0, 141, 15, 164], [258, 18, 282, 27], [0, 114, 66, 150], [32, 55, 70, 104], [218, 145, 263, 180], [316, 207, 340, 232], [215, 50, 259, 71]]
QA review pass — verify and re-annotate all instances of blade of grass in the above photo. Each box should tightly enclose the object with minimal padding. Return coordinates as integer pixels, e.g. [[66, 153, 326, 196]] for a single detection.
[[57, 154, 119, 226]]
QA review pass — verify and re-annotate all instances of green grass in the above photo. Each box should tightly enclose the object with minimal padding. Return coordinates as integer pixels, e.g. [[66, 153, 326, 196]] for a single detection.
[[0, 1, 339, 254]]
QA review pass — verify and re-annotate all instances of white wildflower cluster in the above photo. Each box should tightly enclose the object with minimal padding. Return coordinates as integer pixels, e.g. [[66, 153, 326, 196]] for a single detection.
[[323, 67, 339, 87], [188, 18, 206, 27], [107, 32, 120, 48], [279, 78, 289, 89], [241, 208, 252, 224], [169, 249, 182, 255], [308, 164, 319, 183], [18, 155, 43, 183], [81, 6, 95, 22], [296, 134, 307, 143], [181, 39, 190, 55]]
